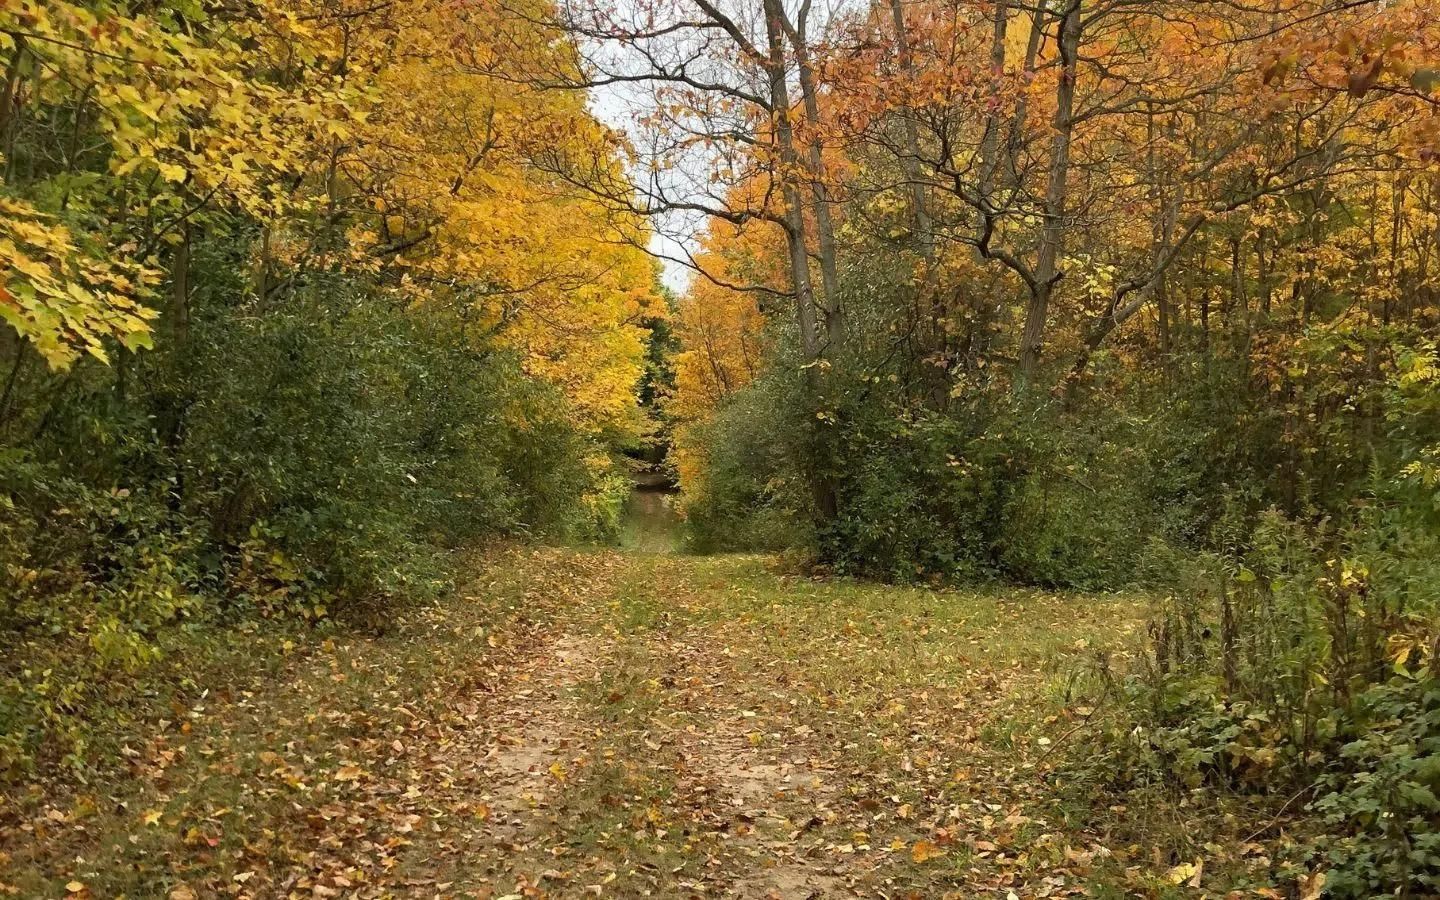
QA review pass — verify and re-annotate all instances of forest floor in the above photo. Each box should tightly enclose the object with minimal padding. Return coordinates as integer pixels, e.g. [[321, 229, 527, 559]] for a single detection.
[[4, 542, 1257, 899]]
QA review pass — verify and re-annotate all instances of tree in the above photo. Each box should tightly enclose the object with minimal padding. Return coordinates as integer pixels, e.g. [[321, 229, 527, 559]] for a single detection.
[[534, 0, 853, 518]]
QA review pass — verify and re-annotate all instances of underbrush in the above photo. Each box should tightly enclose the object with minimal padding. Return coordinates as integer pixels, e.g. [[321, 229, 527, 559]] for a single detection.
[[674, 362, 1207, 590], [1064, 505, 1440, 897], [0, 544, 584, 897], [676, 371, 813, 553], [675, 321, 1440, 894], [0, 276, 628, 780]]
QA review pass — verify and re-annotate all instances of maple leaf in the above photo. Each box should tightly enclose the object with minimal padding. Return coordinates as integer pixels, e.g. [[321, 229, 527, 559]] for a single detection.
[[911, 840, 945, 863], [1167, 860, 1203, 887]]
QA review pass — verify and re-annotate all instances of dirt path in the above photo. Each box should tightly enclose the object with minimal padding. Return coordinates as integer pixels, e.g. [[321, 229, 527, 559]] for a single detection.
[[1, 547, 1151, 899], [384, 551, 1146, 898]]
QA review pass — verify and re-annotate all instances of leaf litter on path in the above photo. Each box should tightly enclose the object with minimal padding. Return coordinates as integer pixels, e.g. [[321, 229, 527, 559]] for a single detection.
[[2, 547, 1189, 898]]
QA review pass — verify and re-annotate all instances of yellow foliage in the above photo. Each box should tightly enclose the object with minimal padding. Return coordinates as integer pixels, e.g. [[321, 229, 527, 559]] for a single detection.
[[0, 0, 354, 366], [0, 198, 157, 367], [312, 0, 662, 434], [667, 217, 780, 499], [1, 0, 660, 433]]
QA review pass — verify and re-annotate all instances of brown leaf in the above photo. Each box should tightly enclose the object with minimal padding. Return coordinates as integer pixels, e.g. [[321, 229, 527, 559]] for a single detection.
[[1299, 871, 1326, 900], [911, 840, 945, 864]]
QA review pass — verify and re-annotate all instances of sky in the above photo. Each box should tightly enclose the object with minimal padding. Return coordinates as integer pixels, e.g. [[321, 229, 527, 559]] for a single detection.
[[572, 0, 854, 297], [587, 80, 705, 296]]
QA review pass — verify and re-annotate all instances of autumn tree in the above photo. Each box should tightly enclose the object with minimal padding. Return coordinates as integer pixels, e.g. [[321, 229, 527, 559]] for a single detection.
[[502, 0, 855, 517], [664, 0, 1440, 578], [0, 0, 666, 714], [823, 0, 1436, 395]]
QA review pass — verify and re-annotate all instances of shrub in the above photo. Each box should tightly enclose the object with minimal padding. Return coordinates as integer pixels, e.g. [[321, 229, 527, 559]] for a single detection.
[[0, 260, 629, 777], [1069, 489, 1439, 894], [678, 370, 812, 553], [1313, 671, 1440, 897]]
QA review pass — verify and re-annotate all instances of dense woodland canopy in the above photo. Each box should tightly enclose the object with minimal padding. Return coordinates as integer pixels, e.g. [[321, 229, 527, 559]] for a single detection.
[[557, 0, 1440, 891], [0, 0, 663, 762], [2, 0, 1440, 896]]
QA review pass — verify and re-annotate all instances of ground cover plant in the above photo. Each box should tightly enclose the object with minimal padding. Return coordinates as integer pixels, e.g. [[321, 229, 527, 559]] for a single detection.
[[3, 0, 1438, 896]]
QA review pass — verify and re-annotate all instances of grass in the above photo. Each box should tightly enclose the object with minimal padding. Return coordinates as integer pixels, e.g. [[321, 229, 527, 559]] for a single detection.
[[0, 545, 617, 897], [3, 543, 1303, 897]]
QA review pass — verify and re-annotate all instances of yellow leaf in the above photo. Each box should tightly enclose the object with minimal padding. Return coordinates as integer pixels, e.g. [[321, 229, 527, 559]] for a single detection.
[[141, 809, 162, 827], [1167, 859, 1203, 886], [65, 882, 85, 894], [911, 840, 945, 863]]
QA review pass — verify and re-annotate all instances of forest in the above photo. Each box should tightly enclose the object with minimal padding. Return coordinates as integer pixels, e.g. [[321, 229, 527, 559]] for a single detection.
[[1, 0, 1438, 897]]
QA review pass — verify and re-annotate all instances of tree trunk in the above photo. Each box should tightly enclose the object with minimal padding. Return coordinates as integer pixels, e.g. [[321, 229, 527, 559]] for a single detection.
[[763, 0, 837, 523], [888, 0, 947, 403], [978, 0, 1009, 205], [0, 37, 24, 165], [889, 0, 935, 263], [764, 0, 820, 363], [172, 222, 191, 344], [786, 6, 844, 349], [1017, 0, 1081, 383]]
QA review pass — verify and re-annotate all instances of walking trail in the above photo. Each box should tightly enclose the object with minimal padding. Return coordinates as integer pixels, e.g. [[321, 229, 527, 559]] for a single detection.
[[3, 538, 1151, 898]]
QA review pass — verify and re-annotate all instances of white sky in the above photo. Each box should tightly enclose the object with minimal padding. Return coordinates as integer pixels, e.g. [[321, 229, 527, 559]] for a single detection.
[[588, 85, 701, 295], [573, 0, 855, 297]]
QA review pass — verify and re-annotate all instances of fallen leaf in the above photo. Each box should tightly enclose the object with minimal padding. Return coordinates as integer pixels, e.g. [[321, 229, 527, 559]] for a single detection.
[[1167, 860, 1203, 886], [911, 840, 945, 863]]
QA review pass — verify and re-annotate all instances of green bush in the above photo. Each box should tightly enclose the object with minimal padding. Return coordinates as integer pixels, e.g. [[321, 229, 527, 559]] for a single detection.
[[1067, 472, 1440, 895], [682, 373, 812, 553], [1313, 672, 1440, 897], [812, 386, 1160, 588], [0, 236, 628, 776]]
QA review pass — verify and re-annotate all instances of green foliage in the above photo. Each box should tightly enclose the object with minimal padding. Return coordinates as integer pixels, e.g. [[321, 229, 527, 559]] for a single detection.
[[696, 363, 1162, 589], [0, 227, 628, 778], [820, 408, 993, 582], [681, 370, 811, 553], [1063, 376, 1440, 893], [669, 292, 1440, 893], [1313, 673, 1440, 897], [0, 457, 199, 774]]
